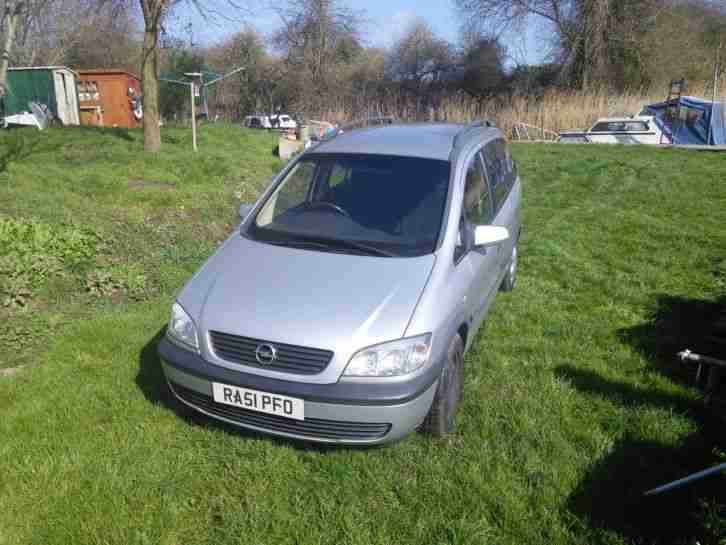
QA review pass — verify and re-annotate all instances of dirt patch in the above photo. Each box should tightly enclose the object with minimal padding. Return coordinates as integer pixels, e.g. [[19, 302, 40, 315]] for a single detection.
[[127, 180, 175, 190], [1, 366, 23, 377]]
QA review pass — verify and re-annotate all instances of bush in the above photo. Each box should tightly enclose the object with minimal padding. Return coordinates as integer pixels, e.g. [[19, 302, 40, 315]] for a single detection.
[[0, 217, 100, 308], [85, 264, 150, 302]]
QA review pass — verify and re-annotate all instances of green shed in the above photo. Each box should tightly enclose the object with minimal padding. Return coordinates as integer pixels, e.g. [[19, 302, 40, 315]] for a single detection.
[[2, 66, 80, 125]]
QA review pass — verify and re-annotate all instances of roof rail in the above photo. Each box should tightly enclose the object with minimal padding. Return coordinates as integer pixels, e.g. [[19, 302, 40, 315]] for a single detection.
[[453, 119, 497, 148], [340, 116, 397, 132]]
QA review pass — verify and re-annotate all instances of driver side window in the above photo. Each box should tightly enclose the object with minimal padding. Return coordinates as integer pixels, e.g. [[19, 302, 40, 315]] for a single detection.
[[328, 163, 350, 189], [455, 152, 493, 262], [464, 152, 493, 225], [256, 161, 316, 226]]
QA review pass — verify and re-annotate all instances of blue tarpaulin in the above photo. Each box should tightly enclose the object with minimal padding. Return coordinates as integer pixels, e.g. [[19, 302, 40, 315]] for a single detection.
[[640, 96, 726, 145]]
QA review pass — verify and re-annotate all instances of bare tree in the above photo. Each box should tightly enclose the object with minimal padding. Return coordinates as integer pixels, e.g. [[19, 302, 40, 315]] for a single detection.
[[0, 0, 51, 100], [10, 0, 140, 70], [138, 0, 171, 151], [455, 0, 667, 88], [272, 0, 364, 111], [455, 0, 577, 37], [207, 26, 289, 119]]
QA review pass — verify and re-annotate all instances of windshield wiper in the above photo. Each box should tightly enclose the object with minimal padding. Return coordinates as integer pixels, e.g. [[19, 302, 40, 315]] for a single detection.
[[319, 238, 397, 257], [269, 236, 397, 257]]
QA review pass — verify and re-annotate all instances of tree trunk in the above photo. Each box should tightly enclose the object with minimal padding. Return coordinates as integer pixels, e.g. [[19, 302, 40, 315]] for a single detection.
[[141, 26, 161, 152], [0, 6, 20, 100]]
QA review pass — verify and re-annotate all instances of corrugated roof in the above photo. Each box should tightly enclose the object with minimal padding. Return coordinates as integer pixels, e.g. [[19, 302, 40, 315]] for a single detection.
[[9, 66, 78, 77], [10, 66, 74, 72]]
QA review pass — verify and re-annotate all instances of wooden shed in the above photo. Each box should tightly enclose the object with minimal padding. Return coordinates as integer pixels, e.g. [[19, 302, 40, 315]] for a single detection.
[[77, 70, 142, 128]]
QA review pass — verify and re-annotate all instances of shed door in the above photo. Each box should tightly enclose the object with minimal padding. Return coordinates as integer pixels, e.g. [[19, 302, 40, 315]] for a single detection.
[[64, 73, 79, 124], [53, 71, 79, 125]]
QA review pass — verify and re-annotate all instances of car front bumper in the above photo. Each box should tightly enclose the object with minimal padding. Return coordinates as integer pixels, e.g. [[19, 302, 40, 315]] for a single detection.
[[158, 337, 439, 445]]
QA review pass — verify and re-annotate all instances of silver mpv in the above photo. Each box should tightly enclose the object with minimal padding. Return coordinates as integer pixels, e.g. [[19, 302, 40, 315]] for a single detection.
[[158, 121, 522, 444]]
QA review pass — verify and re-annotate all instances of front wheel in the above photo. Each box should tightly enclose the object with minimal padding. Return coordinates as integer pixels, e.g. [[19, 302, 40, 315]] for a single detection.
[[421, 334, 464, 438], [500, 244, 518, 292]]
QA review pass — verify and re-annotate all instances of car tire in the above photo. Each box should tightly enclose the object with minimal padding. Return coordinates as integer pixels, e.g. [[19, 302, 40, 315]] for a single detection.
[[500, 244, 518, 292], [422, 334, 464, 438]]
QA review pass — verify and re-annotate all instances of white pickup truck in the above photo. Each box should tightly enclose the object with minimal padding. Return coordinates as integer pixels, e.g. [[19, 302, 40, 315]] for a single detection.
[[270, 114, 297, 130], [558, 115, 667, 144], [243, 114, 298, 130]]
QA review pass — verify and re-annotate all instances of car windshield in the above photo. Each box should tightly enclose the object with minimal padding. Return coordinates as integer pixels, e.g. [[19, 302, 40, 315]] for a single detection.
[[247, 153, 451, 257]]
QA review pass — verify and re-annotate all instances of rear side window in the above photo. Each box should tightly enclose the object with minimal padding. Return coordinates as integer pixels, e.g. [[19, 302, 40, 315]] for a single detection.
[[463, 153, 493, 226], [591, 122, 612, 132], [592, 121, 649, 132], [624, 121, 649, 131], [505, 141, 517, 180]]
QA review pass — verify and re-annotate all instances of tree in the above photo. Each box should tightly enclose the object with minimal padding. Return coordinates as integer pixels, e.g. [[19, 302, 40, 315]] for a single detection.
[[454, 0, 664, 89], [458, 34, 506, 97], [63, 1, 140, 71], [159, 48, 204, 120], [384, 17, 455, 94], [507, 62, 561, 95], [272, 0, 365, 112], [138, 0, 171, 151], [137, 0, 251, 152], [569, 0, 665, 88], [0, 0, 51, 101], [0, 0, 138, 74], [641, 1, 726, 87], [208, 25, 268, 118]]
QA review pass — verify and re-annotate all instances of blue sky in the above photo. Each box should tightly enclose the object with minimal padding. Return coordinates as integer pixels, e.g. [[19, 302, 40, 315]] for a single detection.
[[172, 0, 549, 66]]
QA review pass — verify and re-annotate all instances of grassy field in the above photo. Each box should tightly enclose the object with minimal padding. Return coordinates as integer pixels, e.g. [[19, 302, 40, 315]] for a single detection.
[[0, 124, 724, 545]]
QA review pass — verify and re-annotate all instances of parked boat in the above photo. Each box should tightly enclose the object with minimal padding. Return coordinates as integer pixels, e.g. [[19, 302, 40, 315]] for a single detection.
[[558, 96, 726, 146]]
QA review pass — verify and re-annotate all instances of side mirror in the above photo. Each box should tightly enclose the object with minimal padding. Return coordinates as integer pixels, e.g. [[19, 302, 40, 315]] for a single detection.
[[239, 203, 254, 221], [474, 225, 509, 248]]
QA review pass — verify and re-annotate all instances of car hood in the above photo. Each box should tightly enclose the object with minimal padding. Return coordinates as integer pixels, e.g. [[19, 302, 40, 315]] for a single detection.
[[177, 234, 435, 383]]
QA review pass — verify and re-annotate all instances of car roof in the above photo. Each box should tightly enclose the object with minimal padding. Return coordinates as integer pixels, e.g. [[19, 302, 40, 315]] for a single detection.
[[309, 123, 497, 161]]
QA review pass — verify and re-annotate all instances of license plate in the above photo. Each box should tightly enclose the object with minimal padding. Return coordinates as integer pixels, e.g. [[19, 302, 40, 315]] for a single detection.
[[212, 382, 304, 421]]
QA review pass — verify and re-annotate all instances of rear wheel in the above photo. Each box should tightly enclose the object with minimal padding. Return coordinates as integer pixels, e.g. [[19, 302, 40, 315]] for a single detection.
[[500, 244, 518, 292], [422, 334, 464, 437]]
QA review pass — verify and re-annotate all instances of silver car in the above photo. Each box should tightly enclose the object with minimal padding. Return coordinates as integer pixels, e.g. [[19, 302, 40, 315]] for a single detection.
[[158, 121, 522, 444]]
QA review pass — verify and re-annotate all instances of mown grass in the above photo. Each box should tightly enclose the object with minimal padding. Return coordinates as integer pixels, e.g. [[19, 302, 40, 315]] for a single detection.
[[0, 125, 725, 545]]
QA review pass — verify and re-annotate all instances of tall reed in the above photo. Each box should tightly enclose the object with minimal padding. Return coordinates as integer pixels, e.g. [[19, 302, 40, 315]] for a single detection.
[[309, 81, 723, 137]]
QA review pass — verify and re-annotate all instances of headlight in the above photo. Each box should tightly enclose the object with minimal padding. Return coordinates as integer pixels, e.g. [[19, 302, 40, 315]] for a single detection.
[[167, 302, 199, 351], [343, 334, 432, 377]]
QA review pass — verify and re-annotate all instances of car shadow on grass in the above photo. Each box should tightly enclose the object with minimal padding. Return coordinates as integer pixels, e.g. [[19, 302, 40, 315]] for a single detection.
[[617, 294, 725, 387], [136, 329, 361, 453], [556, 294, 726, 543]]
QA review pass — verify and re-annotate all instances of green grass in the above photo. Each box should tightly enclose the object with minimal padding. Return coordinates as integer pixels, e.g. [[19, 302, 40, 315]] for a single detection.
[[1, 126, 725, 545]]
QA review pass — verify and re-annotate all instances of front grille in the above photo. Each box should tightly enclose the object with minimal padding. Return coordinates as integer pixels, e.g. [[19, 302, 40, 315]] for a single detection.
[[170, 382, 391, 441], [209, 331, 333, 375]]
